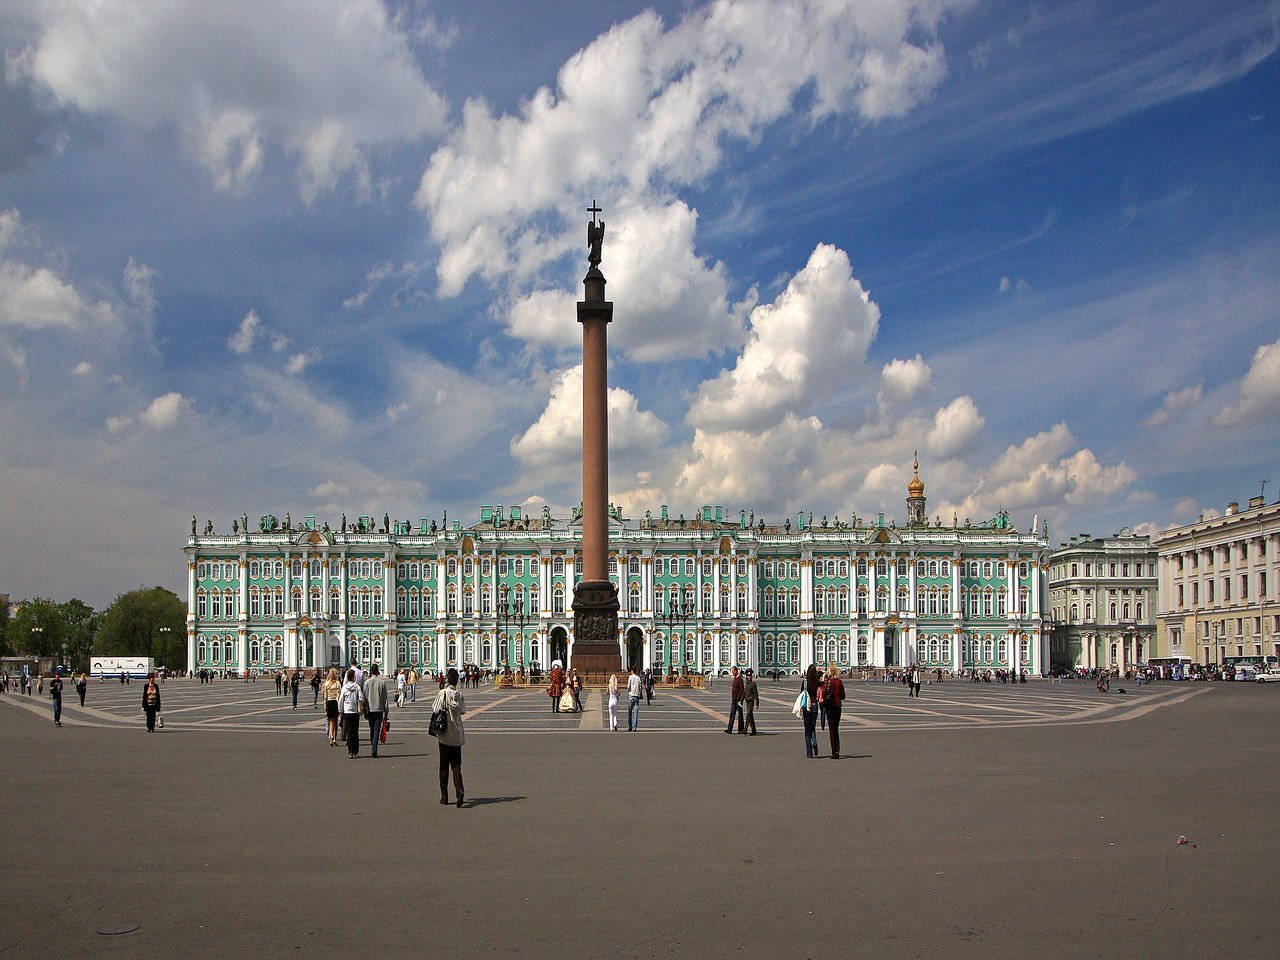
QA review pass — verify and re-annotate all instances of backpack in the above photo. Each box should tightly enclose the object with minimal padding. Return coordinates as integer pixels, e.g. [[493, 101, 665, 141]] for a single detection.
[[816, 681, 826, 705]]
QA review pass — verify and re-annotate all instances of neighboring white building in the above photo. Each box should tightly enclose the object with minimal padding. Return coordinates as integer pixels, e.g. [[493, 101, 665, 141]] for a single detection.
[[1048, 530, 1157, 672], [1156, 494, 1280, 668]]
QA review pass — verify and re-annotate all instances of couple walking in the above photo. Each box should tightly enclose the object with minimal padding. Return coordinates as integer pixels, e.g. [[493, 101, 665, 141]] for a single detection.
[[606, 666, 645, 730], [797, 664, 846, 759], [725, 666, 760, 734]]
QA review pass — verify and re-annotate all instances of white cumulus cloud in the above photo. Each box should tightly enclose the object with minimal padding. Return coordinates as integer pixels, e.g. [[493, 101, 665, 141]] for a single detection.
[[17, 0, 448, 200], [1214, 337, 1280, 425], [1144, 381, 1203, 426], [926, 395, 985, 458], [687, 243, 879, 431], [878, 353, 932, 405], [139, 391, 186, 429]]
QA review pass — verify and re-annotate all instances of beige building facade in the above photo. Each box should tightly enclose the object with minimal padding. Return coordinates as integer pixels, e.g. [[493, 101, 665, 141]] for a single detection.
[[1048, 530, 1157, 672], [1156, 495, 1280, 667]]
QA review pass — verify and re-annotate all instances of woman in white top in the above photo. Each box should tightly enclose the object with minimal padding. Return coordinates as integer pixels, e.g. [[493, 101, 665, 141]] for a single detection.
[[607, 674, 619, 731], [432, 667, 467, 807], [339, 668, 364, 758]]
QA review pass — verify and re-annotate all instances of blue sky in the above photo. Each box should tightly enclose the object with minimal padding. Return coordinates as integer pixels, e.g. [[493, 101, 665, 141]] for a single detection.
[[1, 0, 1277, 607]]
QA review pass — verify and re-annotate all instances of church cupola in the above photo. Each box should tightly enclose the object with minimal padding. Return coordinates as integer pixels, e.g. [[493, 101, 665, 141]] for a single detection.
[[906, 451, 926, 526]]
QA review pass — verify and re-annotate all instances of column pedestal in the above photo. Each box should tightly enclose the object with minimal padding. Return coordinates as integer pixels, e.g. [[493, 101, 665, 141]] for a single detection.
[[571, 579, 620, 678]]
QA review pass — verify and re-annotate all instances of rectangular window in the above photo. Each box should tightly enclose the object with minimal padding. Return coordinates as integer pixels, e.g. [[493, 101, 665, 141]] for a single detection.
[[1241, 574, 1249, 600]]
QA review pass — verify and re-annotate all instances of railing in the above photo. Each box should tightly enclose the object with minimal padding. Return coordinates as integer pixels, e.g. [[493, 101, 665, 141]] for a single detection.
[[495, 672, 706, 689]]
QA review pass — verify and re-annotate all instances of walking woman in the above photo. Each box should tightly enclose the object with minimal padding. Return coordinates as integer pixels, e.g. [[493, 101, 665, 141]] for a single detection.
[[823, 664, 846, 760], [321, 667, 342, 745], [339, 668, 364, 758], [142, 673, 162, 732], [607, 673, 619, 731], [432, 667, 466, 807], [802, 663, 821, 758]]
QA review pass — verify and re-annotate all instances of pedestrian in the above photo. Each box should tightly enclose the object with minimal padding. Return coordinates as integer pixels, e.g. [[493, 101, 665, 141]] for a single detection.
[[50, 668, 64, 727], [725, 666, 745, 734], [822, 665, 846, 760], [395, 669, 407, 708], [909, 663, 922, 698], [548, 664, 565, 714], [408, 667, 418, 703], [742, 668, 759, 735], [432, 668, 466, 807], [363, 663, 389, 759], [802, 664, 821, 758], [570, 668, 583, 711], [310, 668, 321, 708], [142, 673, 162, 732], [322, 667, 342, 745], [75, 671, 87, 707], [339, 668, 364, 758], [38, 672, 44, 696], [607, 673, 619, 731], [644, 668, 654, 704], [626, 665, 643, 731], [290, 670, 300, 710]]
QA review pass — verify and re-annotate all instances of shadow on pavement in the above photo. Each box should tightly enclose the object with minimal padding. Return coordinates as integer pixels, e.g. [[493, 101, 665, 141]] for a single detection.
[[463, 796, 526, 808]]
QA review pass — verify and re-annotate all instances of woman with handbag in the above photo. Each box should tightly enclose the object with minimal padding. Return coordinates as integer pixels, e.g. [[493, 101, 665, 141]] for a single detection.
[[823, 664, 846, 760], [431, 668, 466, 807], [321, 667, 342, 745], [802, 663, 821, 758], [607, 673, 619, 731]]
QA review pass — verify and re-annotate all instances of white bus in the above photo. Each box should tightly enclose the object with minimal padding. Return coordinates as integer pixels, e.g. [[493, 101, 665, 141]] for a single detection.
[[90, 656, 156, 679]]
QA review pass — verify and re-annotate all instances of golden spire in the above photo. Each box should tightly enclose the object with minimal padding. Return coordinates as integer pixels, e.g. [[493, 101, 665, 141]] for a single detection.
[[907, 450, 924, 497]]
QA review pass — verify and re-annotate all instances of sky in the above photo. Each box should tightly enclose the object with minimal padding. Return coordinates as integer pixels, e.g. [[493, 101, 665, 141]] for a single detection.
[[1, 0, 1278, 609]]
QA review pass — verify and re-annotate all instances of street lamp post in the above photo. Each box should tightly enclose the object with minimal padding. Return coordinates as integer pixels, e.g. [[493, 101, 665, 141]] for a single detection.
[[498, 586, 530, 678]]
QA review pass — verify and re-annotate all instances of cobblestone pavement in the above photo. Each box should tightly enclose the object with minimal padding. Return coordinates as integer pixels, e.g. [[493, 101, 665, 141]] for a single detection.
[[7, 675, 1205, 733]]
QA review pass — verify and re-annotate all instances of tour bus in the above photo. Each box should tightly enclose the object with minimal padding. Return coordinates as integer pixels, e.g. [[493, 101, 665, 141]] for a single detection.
[[90, 656, 156, 679]]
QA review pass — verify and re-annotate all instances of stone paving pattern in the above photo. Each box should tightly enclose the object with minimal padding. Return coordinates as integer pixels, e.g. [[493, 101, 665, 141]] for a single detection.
[[2, 680, 1276, 960]]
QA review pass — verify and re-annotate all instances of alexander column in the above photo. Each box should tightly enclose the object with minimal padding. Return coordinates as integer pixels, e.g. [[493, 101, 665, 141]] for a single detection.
[[571, 201, 622, 676]]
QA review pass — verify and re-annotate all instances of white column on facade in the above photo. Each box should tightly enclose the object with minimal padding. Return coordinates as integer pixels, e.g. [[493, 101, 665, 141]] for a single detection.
[[953, 629, 964, 673], [238, 630, 248, 675], [1031, 558, 1043, 617], [872, 625, 885, 668], [729, 557, 737, 625], [748, 557, 758, 618], [800, 555, 812, 618], [339, 554, 349, 620], [436, 557, 446, 621], [384, 552, 396, 675], [712, 559, 721, 625], [888, 554, 897, 613], [238, 555, 249, 625], [1008, 629, 1018, 673], [187, 629, 196, 672], [187, 560, 197, 618], [285, 627, 297, 669], [952, 553, 962, 622], [908, 554, 917, 615]]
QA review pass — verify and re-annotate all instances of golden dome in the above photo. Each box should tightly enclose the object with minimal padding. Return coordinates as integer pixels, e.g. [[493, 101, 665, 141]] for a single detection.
[[907, 452, 924, 497]]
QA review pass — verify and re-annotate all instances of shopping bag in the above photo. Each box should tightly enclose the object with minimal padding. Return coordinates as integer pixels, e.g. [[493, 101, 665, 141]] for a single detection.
[[380, 716, 389, 744], [791, 691, 805, 719]]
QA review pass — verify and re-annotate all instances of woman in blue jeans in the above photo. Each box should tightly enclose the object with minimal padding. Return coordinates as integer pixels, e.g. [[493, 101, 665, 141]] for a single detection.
[[802, 663, 821, 757]]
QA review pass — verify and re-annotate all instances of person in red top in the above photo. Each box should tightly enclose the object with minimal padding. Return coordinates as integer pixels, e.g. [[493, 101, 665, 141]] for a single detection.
[[547, 665, 565, 713], [822, 664, 846, 760], [725, 666, 745, 734]]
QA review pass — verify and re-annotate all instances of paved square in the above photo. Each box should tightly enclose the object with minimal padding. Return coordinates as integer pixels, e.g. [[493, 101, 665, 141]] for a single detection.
[[2, 680, 1276, 960]]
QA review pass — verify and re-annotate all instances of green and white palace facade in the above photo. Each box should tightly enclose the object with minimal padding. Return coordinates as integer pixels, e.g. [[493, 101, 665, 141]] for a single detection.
[[184, 466, 1051, 677]]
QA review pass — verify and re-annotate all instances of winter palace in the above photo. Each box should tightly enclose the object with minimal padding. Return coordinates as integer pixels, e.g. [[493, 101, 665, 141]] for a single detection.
[[184, 462, 1052, 677]]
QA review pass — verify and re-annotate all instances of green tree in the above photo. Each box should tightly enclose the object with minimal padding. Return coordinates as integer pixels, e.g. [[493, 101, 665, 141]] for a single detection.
[[96, 587, 186, 668], [0, 600, 10, 657], [8, 598, 65, 657], [59, 599, 99, 671]]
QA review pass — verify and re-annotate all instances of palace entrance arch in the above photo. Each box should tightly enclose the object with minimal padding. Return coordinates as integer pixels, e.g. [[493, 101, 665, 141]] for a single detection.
[[626, 626, 644, 670], [549, 626, 569, 667]]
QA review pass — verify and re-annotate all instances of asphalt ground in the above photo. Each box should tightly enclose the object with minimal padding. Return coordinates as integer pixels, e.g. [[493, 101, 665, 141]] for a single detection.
[[2, 680, 1276, 960]]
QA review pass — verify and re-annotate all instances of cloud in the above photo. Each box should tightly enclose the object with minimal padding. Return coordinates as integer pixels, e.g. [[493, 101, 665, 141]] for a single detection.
[[998, 275, 1030, 296], [676, 415, 825, 508], [228, 310, 261, 354], [416, 1, 955, 295], [139, 391, 186, 429], [1144, 381, 1203, 426], [687, 243, 879, 431], [1214, 337, 1280, 426], [878, 353, 931, 405], [926, 395, 984, 457], [105, 415, 132, 434], [17, 0, 448, 200], [0, 259, 115, 330], [284, 350, 319, 376], [72, 361, 92, 375], [511, 364, 669, 476]]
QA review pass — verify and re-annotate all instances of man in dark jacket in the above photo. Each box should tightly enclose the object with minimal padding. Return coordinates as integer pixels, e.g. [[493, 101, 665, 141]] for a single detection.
[[725, 667, 745, 734], [742, 669, 759, 735], [362, 664, 389, 758]]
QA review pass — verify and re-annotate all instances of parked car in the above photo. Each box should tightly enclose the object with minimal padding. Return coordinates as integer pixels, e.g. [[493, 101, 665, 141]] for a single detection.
[[1255, 668, 1280, 683]]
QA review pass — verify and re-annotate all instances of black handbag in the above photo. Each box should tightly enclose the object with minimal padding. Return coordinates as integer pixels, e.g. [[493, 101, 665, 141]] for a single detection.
[[428, 698, 449, 738]]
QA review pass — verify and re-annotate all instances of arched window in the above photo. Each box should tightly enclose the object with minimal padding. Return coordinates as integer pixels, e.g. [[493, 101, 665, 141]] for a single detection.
[[857, 634, 868, 664], [653, 636, 664, 665], [764, 638, 775, 663], [1122, 602, 1131, 620], [996, 589, 1006, 617], [982, 589, 993, 618], [481, 636, 492, 664], [1136, 601, 1144, 620], [941, 637, 951, 660], [292, 559, 303, 579], [197, 639, 207, 662], [629, 583, 641, 616], [554, 585, 566, 615], [876, 558, 887, 577], [629, 556, 641, 576], [197, 589, 208, 619], [481, 584, 492, 616], [719, 637, 731, 664], [839, 638, 849, 662], [940, 590, 950, 615], [447, 586, 457, 616], [997, 638, 1007, 662], [1109, 601, 1118, 621], [857, 588, 868, 615], [463, 558, 473, 579], [397, 589, 408, 618], [463, 635, 475, 663], [702, 638, 713, 665], [736, 635, 748, 664], [702, 584, 713, 616], [876, 587, 888, 612], [1019, 638, 1029, 664], [815, 637, 827, 664], [211, 640, 221, 663], [462, 588, 473, 617], [223, 639, 233, 663], [790, 638, 800, 662], [1070, 603, 1079, 621], [983, 638, 993, 662], [737, 585, 747, 616], [250, 638, 261, 662], [857, 557, 867, 577]]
